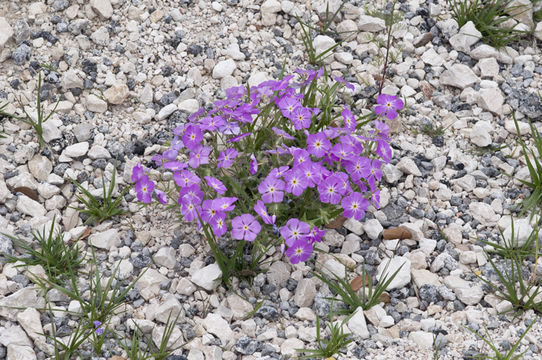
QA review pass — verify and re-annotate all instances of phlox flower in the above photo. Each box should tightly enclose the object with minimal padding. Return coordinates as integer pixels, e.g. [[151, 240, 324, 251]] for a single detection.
[[330, 142, 355, 162], [317, 175, 342, 204], [340, 134, 363, 154], [204, 176, 227, 194], [249, 154, 258, 175], [272, 127, 294, 140], [228, 132, 251, 143], [306, 132, 331, 158], [292, 148, 310, 166], [341, 192, 370, 221], [334, 171, 352, 195], [361, 159, 383, 191], [258, 176, 285, 203], [131, 163, 145, 183], [163, 149, 178, 161], [93, 321, 105, 336], [284, 168, 309, 196], [201, 115, 226, 131], [217, 148, 238, 168], [179, 184, 204, 204], [231, 214, 261, 242], [278, 96, 300, 119], [268, 166, 290, 179], [201, 199, 221, 222], [155, 189, 167, 204], [341, 107, 357, 132], [188, 144, 211, 168], [280, 218, 310, 247], [135, 175, 154, 203], [307, 226, 325, 244], [188, 108, 205, 122], [173, 170, 200, 188], [371, 190, 381, 209], [291, 106, 312, 129], [254, 200, 276, 225], [163, 161, 187, 172], [344, 156, 371, 182], [179, 195, 201, 222], [375, 94, 404, 120], [211, 197, 237, 212], [182, 124, 203, 149], [333, 75, 355, 91], [285, 239, 313, 264], [376, 138, 392, 162], [220, 121, 240, 135], [210, 213, 227, 237]]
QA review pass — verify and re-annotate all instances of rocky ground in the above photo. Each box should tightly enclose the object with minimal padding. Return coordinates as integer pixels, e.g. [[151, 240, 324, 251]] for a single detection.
[[1, 0, 542, 359]]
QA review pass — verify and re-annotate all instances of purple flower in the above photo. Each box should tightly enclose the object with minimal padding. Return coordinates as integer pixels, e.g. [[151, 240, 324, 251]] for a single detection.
[[258, 176, 285, 203], [231, 214, 261, 242], [155, 189, 167, 204], [341, 192, 370, 221], [317, 175, 342, 204], [344, 156, 371, 182], [341, 107, 357, 131], [285, 240, 313, 264], [188, 144, 211, 168], [179, 198, 201, 222], [249, 154, 258, 175], [254, 200, 276, 225], [268, 166, 289, 179], [376, 138, 392, 162], [211, 197, 237, 212], [201, 115, 226, 132], [333, 75, 355, 91], [162, 149, 178, 161], [278, 97, 300, 119], [201, 199, 220, 222], [228, 132, 252, 143], [173, 170, 200, 188], [272, 127, 294, 140], [135, 175, 154, 203], [163, 161, 187, 171], [330, 142, 355, 162], [375, 94, 404, 120], [217, 148, 238, 168], [306, 132, 331, 158], [93, 321, 105, 336], [307, 226, 325, 244], [280, 218, 310, 247], [371, 190, 381, 209], [131, 163, 146, 183], [295, 68, 324, 86], [182, 124, 203, 149], [179, 184, 204, 206], [204, 176, 227, 194], [291, 106, 312, 130], [210, 213, 227, 237], [284, 168, 309, 196]]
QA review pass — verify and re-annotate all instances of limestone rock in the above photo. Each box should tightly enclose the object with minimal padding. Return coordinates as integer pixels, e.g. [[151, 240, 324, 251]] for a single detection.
[[191, 263, 222, 291], [212, 59, 236, 79], [16, 196, 46, 218], [90, 0, 113, 19], [104, 83, 129, 105], [478, 87, 504, 115], [0, 17, 14, 48], [202, 313, 233, 344], [503, 218, 533, 247], [87, 95, 108, 113], [89, 229, 120, 250], [440, 64, 479, 89], [358, 15, 385, 32], [28, 155, 52, 182], [376, 256, 411, 290], [444, 275, 484, 305], [449, 21, 482, 52], [470, 121, 493, 147], [347, 307, 369, 339]]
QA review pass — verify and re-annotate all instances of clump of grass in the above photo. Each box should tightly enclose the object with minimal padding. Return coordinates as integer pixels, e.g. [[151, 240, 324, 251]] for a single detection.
[[297, 307, 353, 359], [512, 115, 542, 220], [1, 217, 84, 285], [447, 0, 530, 48], [70, 165, 131, 225], [466, 318, 537, 360], [314, 260, 403, 314], [476, 220, 542, 315]]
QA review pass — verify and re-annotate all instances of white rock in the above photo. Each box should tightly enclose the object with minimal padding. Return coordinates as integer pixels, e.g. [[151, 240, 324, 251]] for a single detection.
[[347, 307, 370, 339], [363, 219, 383, 240], [382, 164, 403, 184], [152, 325, 183, 350], [157, 103, 178, 120], [191, 263, 222, 291], [87, 94, 108, 113], [364, 305, 386, 326], [226, 294, 253, 320], [535, 21, 542, 41], [202, 313, 233, 344], [449, 21, 482, 52], [421, 48, 444, 66], [469, 201, 500, 225], [178, 99, 199, 113], [411, 269, 442, 288], [396, 158, 422, 176], [7, 345, 36, 360], [149, 294, 182, 323], [90, 26, 109, 45], [136, 268, 168, 299], [248, 72, 269, 87], [88, 145, 111, 159], [478, 87, 504, 115], [104, 83, 129, 105], [16, 308, 44, 345], [358, 15, 385, 32], [478, 58, 499, 78], [153, 247, 177, 269], [377, 256, 411, 290], [16, 196, 46, 218], [503, 218, 533, 247], [437, 18, 459, 37], [343, 218, 364, 235], [322, 258, 345, 279], [440, 64, 479, 89], [62, 142, 89, 158], [508, 0, 533, 28], [0, 325, 32, 347], [0, 178, 10, 203], [323, 229, 344, 246], [267, 261, 290, 287], [453, 174, 476, 192], [61, 70, 84, 89], [226, 43, 245, 60], [140, 84, 153, 103], [0, 17, 13, 48], [504, 119, 531, 135], [470, 44, 499, 60], [336, 19, 358, 40], [380, 315, 395, 328], [212, 59, 236, 79], [280, 338, 304, 356], [89, 229, 120, 250], [294, 278, 316, 307], [444, 276, 484, 305], [114, 259, 133, 280], [90, 0, 113, 19], [470, 121, 493, 147], [335, 51, 353, 65], [0, 288, 43, 320], [28, 155, 52, 182], [313, 35, 336, 59], [409, 331, 434, 348]]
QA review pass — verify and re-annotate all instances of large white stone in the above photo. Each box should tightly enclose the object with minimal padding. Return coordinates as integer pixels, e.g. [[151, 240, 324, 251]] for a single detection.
[[86, 94, 108, 113], [16, 196, 46, 218], [470, 121, 493, 147], [157, 103, 177, 120], [191, 263, 222, 291], [226, 294, 253, 320], [90, 0, 113, 19], [449, 21, 482, 52], [503, 218, 533, 247], [444, 275, 484, 305], [0, 17, 13, 48], [0, 288, 43, 320], [358, 15, 385, 32], [178, 99, 199, 113], [90, 26, 109, 46], [469, 201, 499, 225], [376, 256, 411, 290], [62, 142, 89, 158], [202, 313, 233, 344], [347, 307, 369, 339], [535, 21, 542, 41], [212, 59, 236, 79], [409, 331, 434, 348], [153, 247, 177, 269], [88, 229, 120, 250], [61, 70, 84, 89], [421, 48, 444, 66], [396, 157, 422, 176], [478, 87, 504, 116], [508, 0, 533, 28], [28, 155, 52, 182], [363, 219, 383, 240], [104, 83, 129, 105], [313, 35, 336, 59], [440, 64, 479, 89]]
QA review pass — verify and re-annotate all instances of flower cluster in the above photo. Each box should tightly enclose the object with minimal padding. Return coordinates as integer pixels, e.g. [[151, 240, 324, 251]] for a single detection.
[[133, 69, 402, 265]]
